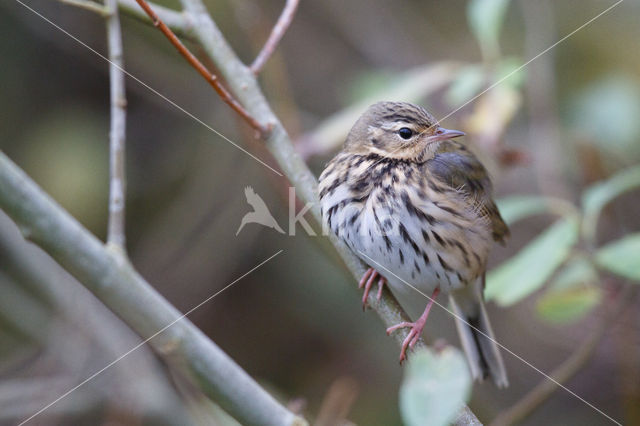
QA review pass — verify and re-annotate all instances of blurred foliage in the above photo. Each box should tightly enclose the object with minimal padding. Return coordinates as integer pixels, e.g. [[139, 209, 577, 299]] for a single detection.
[[487, 165, 640, 322], [536, 257, 601, 324], [467, 0, 511, 60], [486, 215, 579, 306], [568, 75, 640, 161], [595, 233, 640, 282], [399, 348, 471, 426]]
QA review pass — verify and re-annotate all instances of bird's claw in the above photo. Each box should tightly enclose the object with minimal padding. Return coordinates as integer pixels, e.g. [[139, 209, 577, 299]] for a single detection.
[[386, 321, 423, 363], [359, 268, 386, 310]]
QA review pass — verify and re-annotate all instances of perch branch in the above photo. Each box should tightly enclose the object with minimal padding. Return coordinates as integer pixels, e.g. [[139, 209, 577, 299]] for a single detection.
[[175, 0, 479, 422], [0, 153, 306, 426], [491, 285, 634, 426], [105, 0, 127, 250], [133, 0, 268, 135], [250, 0, 299, 75]]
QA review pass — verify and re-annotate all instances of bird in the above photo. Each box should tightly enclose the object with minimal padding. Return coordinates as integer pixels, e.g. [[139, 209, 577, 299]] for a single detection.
[[236, 186, 285, 235], [318, 101, 509, 387]]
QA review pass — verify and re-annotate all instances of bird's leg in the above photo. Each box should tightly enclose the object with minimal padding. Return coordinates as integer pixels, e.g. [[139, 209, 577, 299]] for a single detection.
[[386, 287, 440, 363], [358, 268, 387, 310]]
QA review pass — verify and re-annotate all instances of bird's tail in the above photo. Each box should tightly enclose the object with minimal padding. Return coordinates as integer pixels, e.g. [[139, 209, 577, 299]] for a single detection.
[[449, 276, 508, 388]]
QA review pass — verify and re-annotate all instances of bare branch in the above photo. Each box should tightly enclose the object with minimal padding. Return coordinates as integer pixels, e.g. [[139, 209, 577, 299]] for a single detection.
[[133, 0, 268, 135], [118, 0, 190, 36], [250, 0, 299, 75], [0, 152, 307, 426], [59, 0, 109, 16], [105, 0, 127, 250], [491, 285, 635, 426]]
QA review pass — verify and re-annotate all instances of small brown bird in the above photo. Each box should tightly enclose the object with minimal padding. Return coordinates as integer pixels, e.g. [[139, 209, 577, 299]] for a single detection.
[[318, 101, 509, 387]]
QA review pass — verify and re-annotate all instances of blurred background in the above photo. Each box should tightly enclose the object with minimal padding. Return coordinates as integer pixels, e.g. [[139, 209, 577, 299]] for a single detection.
[[1, 0, 640, 424]]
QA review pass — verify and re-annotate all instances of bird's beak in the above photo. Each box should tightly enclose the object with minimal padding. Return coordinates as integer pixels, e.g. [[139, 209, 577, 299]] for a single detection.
[[426, 127, 466, 143]]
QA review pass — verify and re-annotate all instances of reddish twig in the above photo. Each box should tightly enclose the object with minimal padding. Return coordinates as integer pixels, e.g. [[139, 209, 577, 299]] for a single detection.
[[134, 0, 267, 135], [250, 0, 299, 75]]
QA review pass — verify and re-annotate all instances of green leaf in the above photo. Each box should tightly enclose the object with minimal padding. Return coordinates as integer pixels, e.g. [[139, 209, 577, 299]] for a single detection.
[[496, 196, 576, 226], [536, 258, 601, 323], [486, 217, 580, 306], [568, 75, 640, 158], [537, 285, 601, 324], [467, 0, 511, 58], [595, 233, 640, 281], [400, 348, 471, 426], [582, 165, 640, 242]]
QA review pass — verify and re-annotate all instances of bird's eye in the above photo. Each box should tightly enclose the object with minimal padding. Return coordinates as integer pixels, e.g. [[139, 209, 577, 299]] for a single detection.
[[398, 127, 413, 139]]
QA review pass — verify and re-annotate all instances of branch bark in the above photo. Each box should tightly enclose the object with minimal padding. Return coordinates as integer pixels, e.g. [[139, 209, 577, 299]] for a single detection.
[[105, 0, 127, 250], [0, 153, 306, 426]]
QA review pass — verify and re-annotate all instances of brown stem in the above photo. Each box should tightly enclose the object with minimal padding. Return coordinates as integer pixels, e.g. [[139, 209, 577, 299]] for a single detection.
[[491, 285, 634, 426], [250, 0, 299, 75], [133, 0, 267, 135]]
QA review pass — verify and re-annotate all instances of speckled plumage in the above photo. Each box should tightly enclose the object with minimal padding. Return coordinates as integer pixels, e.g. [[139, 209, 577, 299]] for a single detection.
[[319, 101, 509, 387]]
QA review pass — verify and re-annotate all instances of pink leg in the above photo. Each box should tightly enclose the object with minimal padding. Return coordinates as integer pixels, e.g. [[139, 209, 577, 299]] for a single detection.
[[358, 268, 387, 310], [386, 287, 440, 363]]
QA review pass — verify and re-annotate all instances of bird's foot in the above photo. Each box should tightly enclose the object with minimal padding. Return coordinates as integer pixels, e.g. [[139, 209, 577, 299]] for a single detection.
[[386, 287, 440, 363], [358, 268, 386, 310]]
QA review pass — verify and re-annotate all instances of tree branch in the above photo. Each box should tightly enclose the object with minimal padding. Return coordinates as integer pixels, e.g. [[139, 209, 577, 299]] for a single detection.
[[175, 0, 480, 423], [59, 0, 109, 16], [118, 0, 189, 35], [250, 0, 299, 75], [105, 0, 127, 250], [0, 153, 306, 426], [490, 285, 634, 426], [133, 0, 268, 136]]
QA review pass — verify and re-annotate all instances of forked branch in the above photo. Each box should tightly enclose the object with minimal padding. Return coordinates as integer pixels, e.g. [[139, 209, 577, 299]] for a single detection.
[[134, 0, 268, 135]]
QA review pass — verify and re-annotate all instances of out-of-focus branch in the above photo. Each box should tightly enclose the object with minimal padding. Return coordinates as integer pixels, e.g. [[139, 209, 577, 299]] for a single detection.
[[118, 0, 189, 34], [59, 0, 108, 16], [0, 153, 307, 426], [133, 0, 268, 135], [250, 0, 299, 75], [491, 285, 634, 426], [105, 0, 127, 250], [174, 0, 479, 423], [58, 0, 190, 35]]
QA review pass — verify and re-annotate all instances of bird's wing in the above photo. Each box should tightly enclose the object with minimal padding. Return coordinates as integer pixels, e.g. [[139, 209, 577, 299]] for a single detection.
[[425, 142, 509, 244]]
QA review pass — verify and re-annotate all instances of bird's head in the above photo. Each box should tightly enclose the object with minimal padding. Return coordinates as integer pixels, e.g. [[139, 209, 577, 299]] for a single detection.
[[344, 101, 465, 161]]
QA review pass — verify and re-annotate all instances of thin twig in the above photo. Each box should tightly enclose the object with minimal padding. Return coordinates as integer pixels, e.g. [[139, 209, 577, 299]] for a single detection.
[[58, 0, 191, 37], [133, 0, 268, 135], [59, 0, 109, 16], [105, 0, 127, 250], [250, 0, 299, 75], [491, 285, 635, 426], [118, 0, 190, 36]]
